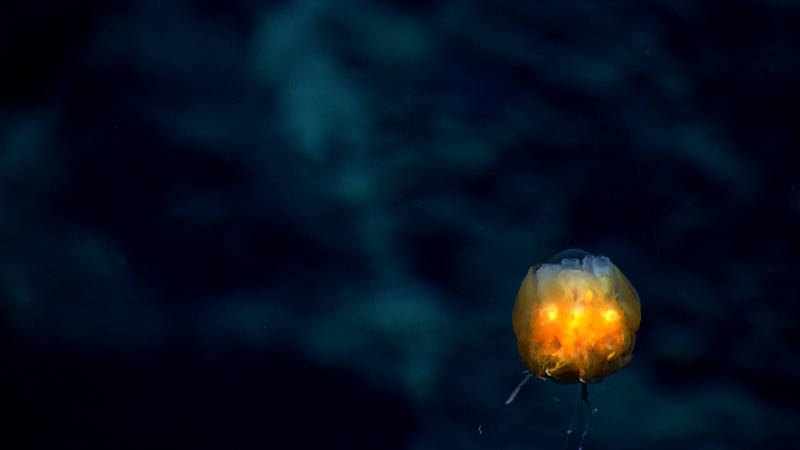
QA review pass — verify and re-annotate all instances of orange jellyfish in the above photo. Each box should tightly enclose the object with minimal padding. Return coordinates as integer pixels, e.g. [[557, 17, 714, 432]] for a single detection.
[[512, 249, 641, 384], [507, 249, 641, 446]]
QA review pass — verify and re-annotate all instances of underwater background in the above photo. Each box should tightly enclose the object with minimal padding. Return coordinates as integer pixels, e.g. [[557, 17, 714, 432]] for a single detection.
[[2, 1, 799, 449]]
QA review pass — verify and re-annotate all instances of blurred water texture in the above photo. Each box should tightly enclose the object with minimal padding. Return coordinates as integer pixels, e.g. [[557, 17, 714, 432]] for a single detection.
[[2, 1, 800, 449]]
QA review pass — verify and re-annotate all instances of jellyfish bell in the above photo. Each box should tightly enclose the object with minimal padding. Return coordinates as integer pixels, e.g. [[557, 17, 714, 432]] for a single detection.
[[512, 249, 641, 384], [507, 249, 641, 447]]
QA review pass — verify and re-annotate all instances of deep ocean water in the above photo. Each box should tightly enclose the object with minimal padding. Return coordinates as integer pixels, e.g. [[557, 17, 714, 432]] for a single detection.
[[2, 1, 799, 449]]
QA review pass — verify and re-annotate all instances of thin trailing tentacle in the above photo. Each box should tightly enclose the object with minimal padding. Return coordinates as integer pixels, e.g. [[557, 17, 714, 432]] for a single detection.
[[504, 371, 532, 405], [562, 382, 597, 450]]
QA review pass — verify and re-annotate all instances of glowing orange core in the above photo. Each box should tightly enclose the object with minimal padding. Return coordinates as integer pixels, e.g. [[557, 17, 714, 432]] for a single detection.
[[526, 267, 629, 381]]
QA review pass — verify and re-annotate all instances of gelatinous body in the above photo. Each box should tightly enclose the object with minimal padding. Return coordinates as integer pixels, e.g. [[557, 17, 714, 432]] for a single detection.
[[512, 249, 641, 383]]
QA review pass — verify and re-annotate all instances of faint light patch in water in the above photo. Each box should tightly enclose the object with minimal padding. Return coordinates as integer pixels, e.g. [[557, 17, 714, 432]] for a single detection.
[[249, 1, 371, 162], [304, 283, 452, 406], [3, 232, 168, 349]]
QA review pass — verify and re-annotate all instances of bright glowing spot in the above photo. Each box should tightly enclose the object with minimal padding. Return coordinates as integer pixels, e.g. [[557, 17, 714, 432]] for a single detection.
[[604, 310, 619, 322], [541, 306, 558, 321], [573, 305, 584, 317]]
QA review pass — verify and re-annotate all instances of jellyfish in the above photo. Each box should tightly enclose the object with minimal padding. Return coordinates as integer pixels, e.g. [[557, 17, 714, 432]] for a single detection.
[[506, 249, 641, 447]]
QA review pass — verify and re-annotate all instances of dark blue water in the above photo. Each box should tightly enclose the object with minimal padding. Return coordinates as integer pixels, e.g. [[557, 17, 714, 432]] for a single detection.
[[2, 1, 799, 448]]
